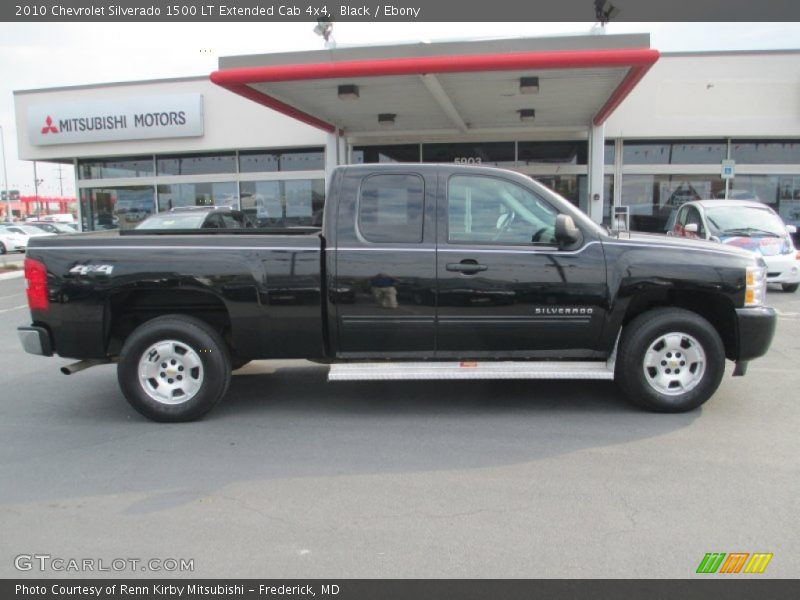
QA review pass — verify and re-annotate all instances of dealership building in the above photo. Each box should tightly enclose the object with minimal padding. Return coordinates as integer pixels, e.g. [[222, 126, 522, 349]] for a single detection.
[[12, 33, 800, 234]]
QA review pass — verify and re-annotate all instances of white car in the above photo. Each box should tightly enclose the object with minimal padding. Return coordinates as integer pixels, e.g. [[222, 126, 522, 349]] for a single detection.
[[0, 229, 25, 254], [0, 224, 56, 253], [667, 199, 800, 292], [38, 213, 76, 224]]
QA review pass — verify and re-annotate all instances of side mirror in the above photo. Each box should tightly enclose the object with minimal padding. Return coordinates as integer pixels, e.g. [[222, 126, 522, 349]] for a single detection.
[[684, 223, 699, 234], [787, 224, 797, 235], [555, 214, 581, 246]]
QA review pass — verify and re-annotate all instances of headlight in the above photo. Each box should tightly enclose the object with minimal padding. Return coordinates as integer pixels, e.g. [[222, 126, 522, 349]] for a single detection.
[[745, 265, 767, 307]]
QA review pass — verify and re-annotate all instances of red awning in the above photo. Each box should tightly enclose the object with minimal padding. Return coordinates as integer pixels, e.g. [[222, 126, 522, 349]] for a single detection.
[[211, 47, 659, 135]]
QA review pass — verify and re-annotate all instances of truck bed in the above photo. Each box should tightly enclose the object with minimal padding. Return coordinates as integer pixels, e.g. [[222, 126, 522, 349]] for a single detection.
[[25, 231, 325, 360]]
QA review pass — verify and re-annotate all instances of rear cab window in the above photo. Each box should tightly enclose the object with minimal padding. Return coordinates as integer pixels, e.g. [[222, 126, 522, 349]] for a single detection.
[[357, 174, 425, 243]]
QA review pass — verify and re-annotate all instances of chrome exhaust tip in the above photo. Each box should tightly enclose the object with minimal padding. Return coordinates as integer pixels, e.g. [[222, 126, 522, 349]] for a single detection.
[[60, 359, 109, 375]]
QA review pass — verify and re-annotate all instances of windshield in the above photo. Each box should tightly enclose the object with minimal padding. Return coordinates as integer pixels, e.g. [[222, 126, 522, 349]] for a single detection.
[[136, 213, 207, 229], [705, 206, 787, 237]]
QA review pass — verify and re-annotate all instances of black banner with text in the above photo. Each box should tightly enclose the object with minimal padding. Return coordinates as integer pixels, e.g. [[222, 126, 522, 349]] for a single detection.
[[5, 579, 800, 600], [3, 0, 800, 22]]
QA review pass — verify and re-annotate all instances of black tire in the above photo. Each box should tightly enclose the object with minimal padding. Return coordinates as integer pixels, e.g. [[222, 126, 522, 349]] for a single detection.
[[782, 283, 799, 293], [117, 315, 231, 422], [0, 241, 6, 255], [615, 308, 725, 412]]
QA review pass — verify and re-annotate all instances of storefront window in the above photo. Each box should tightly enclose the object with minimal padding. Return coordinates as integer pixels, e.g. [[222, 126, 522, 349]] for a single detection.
[[623, 140, 727, 165], [621, 174, 725, 232], [731, 140, 800, 164], [352, 145, 420, 163], [240, 179, 325, 227], [605, 142, 616, 165], [80, 186, 155, 230], [156, 153, 236, 176], [532, 175, 588, 213], [239, 148, 325, 172], [157, 182, 238, 211], [78, 156, 153, 180], [603, 175, 614, 226], [423, 142, 515, 166], [518, 141, 588, 165], [727, 174, 800, 229]]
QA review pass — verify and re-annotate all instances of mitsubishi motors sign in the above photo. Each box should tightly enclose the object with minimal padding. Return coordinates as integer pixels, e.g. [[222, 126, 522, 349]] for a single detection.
[[27, 94, 204, 146]]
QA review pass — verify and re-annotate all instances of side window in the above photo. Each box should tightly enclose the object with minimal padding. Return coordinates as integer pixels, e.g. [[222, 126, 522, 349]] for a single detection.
[[358, 174, 424, 243], [220, 213, 241, 228], [202, 214, 223, 229], [448, 175, 559, 245], [672, 207, 688, 234], [685, 207, 706, 237]]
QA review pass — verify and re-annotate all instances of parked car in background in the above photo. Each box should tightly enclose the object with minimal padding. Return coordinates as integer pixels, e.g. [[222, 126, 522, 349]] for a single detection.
[[136, 206, 255, 231], [668, 199, 800, 292], [0, 224, 55, 253], [38, 213, 76, 224], [0, 229, 26, 254], [27, 221, 78, 235]]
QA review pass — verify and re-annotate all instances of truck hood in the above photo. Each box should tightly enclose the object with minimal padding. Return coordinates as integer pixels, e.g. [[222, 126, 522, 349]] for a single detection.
[[611, 231, 758, 260]]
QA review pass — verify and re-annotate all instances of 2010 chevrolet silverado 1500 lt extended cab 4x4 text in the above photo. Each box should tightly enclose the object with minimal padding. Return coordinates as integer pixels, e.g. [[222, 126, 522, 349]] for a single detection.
[[18, 164, 777, 421]]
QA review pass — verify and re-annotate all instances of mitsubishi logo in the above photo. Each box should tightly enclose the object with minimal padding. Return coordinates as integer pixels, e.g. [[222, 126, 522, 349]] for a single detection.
[[41, 116, 58, 134]]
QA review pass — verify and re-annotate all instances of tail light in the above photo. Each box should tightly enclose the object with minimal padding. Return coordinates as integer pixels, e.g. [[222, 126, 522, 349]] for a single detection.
[[25, 258, 49, 311]]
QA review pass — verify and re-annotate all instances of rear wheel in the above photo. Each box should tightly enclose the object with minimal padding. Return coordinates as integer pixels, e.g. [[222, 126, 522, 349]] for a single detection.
[[782, 283, 798, 293], [616, 308, 725, 412], [0, 242, 6, 254], [118, 315, 231, 422]]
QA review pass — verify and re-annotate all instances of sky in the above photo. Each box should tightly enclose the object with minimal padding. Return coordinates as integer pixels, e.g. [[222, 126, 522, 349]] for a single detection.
[[1, 21, 799, 198]]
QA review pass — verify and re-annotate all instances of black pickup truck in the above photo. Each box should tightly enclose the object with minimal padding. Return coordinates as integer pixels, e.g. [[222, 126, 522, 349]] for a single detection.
[[18, 164, 777, 421]]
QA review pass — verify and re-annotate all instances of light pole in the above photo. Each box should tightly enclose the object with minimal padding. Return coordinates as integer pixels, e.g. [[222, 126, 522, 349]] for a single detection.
[[33, 162, 45, 217], [0, 125, 10, 222]]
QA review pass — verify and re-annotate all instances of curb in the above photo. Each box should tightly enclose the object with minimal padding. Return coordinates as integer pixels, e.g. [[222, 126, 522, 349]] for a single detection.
[[0, 270, 24, 281]]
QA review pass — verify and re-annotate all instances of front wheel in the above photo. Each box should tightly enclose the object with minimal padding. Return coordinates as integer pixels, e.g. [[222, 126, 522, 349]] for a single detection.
[[616, 308, 725, 412], [117, 315, 231, 422], [0, 241, 6, 254], [782, 283, 798, 293]]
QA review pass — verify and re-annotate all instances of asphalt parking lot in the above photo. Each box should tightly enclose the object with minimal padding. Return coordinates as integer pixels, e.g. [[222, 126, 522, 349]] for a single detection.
[[0, 272, 798, 579]]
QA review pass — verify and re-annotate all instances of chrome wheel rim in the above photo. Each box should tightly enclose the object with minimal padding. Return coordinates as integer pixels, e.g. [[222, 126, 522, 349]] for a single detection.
[[642, 332, 706, 396], [137, 340, 204, 405]]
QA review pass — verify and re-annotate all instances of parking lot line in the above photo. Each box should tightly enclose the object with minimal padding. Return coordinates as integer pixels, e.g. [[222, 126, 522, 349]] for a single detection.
[[0, 304, 26, 314]]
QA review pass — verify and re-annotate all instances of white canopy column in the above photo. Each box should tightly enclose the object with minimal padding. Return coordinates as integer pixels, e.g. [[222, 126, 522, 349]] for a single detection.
[[587, 122, 606, 224]]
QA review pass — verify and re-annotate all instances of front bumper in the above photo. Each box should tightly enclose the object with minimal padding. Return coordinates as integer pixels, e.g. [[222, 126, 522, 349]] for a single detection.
[[18, 326, 53, 357], [764, 254, 800, 284], [735, 307, 777, 361]]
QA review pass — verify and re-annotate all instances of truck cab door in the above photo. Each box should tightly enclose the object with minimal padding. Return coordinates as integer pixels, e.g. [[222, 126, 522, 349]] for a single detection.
[[331, 168, 438, 358], [435, 170, 607, 358]]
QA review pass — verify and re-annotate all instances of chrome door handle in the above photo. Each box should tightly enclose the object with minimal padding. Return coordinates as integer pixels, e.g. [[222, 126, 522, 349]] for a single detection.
[[446, 261, 488, 274]]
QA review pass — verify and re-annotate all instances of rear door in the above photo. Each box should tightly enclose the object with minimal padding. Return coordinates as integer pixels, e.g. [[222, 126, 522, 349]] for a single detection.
[[333, 168, 438, 357], [435, 170, 607, 357]]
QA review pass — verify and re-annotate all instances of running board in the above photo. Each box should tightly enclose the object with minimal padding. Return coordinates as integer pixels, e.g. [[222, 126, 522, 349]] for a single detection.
[[328, 361, 615, 382]]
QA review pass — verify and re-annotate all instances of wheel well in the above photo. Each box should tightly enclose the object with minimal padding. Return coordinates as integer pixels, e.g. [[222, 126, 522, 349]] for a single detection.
[[106, 289, 233, 357], [622, 290, 738, 360]]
